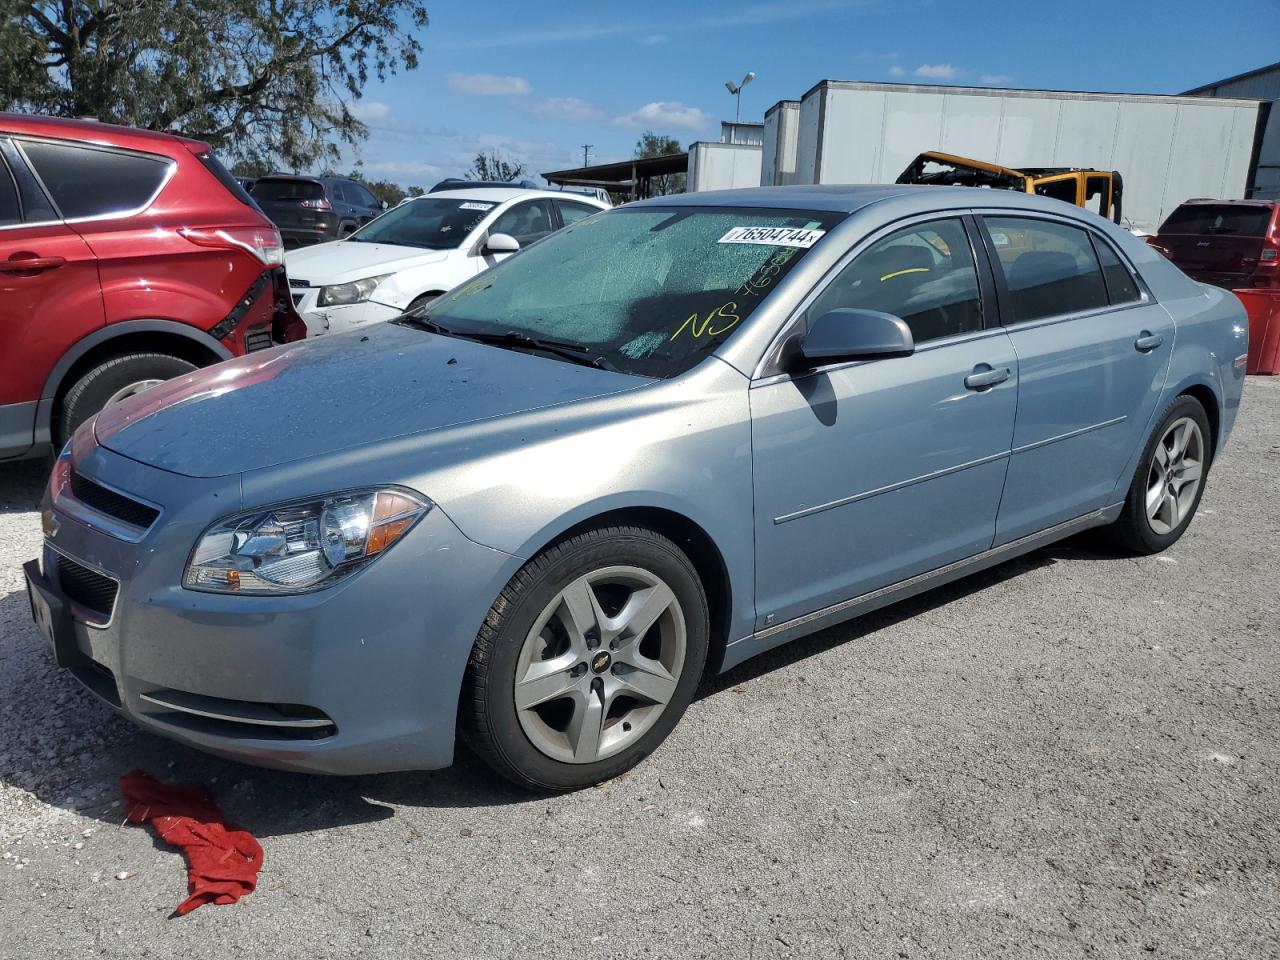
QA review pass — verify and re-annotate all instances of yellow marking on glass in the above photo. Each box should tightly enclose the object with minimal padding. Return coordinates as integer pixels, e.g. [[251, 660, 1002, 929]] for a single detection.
[[880, 267, 930, 282]]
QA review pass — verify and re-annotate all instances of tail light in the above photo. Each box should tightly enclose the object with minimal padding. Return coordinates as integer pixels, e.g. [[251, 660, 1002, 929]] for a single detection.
[[300, 198, 331, 210], [179, 226, 285, 267]]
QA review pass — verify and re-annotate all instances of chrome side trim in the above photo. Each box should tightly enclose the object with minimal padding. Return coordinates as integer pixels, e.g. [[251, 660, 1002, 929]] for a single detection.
[[773, 449, 1011, 525], [138, 689, 333, 729], [749, 503, 1123, 646], [1010, 416, 1127, 455]]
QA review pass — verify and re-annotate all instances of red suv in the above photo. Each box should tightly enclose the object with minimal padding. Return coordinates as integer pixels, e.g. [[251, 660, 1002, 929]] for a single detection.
[[0, 114, 306, 461], [1149, 199, 1280, 290]]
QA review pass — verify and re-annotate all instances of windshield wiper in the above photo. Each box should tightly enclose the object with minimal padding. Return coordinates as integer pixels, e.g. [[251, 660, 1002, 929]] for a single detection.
[[392, 310, 454, 335], [454, 330, 617, 371]]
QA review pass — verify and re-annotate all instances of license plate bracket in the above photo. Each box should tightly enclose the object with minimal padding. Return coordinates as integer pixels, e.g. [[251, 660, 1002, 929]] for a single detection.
[[23, 559, 80, 668]]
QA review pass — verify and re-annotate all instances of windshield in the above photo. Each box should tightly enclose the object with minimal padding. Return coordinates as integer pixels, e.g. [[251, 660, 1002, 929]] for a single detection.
[[348, 197, 497, 249], [423, 205, 844, 378]]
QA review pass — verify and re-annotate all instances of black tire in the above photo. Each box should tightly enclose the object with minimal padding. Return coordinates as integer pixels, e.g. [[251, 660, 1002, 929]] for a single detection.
[[58, 353, 197, 446], [1107, 395, 1212, 555], [405, 293, 439, 314], [337, 221, 357, 239], [459, 525, 710, 793]]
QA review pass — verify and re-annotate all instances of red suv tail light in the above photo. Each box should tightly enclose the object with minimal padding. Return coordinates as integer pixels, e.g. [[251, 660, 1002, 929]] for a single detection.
[[300, 198, 331, 210], [179, 226, 285, 267]]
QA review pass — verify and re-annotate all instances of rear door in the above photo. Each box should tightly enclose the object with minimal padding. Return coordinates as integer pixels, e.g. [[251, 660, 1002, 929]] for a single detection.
[[0, 138, 104, 456], [979, 214, 1172, 544], [1155, 204, 1270, 288]]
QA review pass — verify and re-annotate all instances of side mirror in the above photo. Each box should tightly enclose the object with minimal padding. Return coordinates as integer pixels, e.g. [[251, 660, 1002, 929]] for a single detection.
[[798, 308, 914, 365], [484, 232, 520, 254], [381, 200, 390, 210]]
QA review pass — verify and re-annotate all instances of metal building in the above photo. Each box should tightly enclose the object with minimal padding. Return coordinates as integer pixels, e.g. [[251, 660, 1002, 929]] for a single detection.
[[759, 79, 1265, 231], [1183, 60, 1279, 200]]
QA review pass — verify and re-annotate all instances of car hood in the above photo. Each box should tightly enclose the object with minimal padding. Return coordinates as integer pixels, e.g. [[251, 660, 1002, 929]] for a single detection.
[[284, 241, 451, 284], [94, 324, 644, 478]]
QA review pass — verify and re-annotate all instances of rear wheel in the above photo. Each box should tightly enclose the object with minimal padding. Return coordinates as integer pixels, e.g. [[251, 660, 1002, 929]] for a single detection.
[[1108, 395, 1211, 554], [460, 526, 709, 792], [57, 353, 197, 446]]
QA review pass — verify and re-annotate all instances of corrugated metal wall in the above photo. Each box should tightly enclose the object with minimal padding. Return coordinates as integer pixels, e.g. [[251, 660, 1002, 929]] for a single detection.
[[766, 81, 1263, 230], [1185, 64, 1279, 200]]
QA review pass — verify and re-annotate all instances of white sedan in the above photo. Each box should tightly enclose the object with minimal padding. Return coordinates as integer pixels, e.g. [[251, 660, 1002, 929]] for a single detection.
[[284, 187, 609, 336]]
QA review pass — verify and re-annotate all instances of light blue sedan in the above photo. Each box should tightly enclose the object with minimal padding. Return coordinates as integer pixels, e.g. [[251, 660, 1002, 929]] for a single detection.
[[25, 186, 1247, 791]]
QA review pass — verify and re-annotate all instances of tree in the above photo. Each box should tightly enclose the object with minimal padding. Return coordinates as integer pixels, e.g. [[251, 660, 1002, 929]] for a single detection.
[[634, 130, 685, 196], [0, 1, 430, 172], [466, 149, 527, 182]]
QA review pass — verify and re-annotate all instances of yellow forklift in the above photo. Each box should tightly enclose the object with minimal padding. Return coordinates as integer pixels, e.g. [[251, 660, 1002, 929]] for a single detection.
[[896, 151, 1124, 224]]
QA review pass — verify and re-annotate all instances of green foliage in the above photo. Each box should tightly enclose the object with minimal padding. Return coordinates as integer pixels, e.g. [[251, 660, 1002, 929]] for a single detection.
[[634, 130, 685, 196], [467, 149, 527, 182], [0, 1, 430, 171]]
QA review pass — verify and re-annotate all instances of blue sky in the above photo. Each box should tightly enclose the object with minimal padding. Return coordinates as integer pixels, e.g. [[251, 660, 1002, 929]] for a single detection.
[[343, 0, 1279, 187]]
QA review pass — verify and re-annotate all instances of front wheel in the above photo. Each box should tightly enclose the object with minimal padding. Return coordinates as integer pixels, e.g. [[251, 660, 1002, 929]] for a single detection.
[[1108, 395, 1211, 554], [459, 526, 709, 792]]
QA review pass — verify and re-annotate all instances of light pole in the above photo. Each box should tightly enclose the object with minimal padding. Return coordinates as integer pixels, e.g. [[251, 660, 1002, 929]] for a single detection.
[[724, 72, 756, 125]]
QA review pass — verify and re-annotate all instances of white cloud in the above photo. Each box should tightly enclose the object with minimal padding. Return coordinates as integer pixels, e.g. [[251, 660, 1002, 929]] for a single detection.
[[980, 73, 1013, 85], [350, 100, 390, 123], [888, 65, 905, 77], [638, 33, 669, 45], [914, 63, 960, 79], [446, 73, 531, 96], [614, 101, 711, 131], [535, 97, 605, 123]]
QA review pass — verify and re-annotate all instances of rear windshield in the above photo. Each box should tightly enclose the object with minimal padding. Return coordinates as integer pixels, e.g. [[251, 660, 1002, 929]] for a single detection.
[[197, 152, 255, 207], [1160, 204, 1272, 237], [252, 178, 325, 202]]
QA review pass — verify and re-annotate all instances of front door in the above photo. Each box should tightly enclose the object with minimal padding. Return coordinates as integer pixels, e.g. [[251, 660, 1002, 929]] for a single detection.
[[751, 216, 1018, 629], [978, 215, 1173, 545]]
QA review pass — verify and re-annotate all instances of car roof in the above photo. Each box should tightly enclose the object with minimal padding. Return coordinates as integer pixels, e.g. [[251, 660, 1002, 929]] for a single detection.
[[627, 184, 1110, 218], [0, 112, 208, 154], [408, 186, 603, 205]]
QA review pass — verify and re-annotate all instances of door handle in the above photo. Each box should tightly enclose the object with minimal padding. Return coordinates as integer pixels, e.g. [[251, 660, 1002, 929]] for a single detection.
[[964, 366, 1011, 390], [1134, 332, 1165, 352], [0, 254, 66, 274]]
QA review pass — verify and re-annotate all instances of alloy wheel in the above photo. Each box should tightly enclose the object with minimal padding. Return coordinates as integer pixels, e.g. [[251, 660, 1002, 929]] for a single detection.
[[514, 565, 687, 764], [1145, 416, 1204, 536], [103, 379, 165, 408]]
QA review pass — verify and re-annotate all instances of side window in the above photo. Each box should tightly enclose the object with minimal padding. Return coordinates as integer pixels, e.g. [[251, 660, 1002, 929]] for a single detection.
[[984, 217, 1109, 323], [1034, 177, 1078, 206], [19, 140, 170, 219], [490, 200, 555, 245], [0, 139, 56, 222], [0, 150, 20, 227], [804, 217, 984, 344], [555, 199, 598, 226], [1086, 175, 1110, 217], [332, 182, 350, 203], [351, 183, 379, 208], [1094, 237, 1141, 305]]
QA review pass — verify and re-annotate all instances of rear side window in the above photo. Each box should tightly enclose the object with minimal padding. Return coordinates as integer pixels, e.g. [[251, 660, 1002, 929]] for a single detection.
[[0, 151, 19, 227], [253, 178, 325, 202], [984, 217, 1109, 323], [555, 199, 599, 225], [20, 140, 171, 219], [1159, 204, 1271, 237], [197, 151, 255, 207], [1094, 238, 1141, 305]]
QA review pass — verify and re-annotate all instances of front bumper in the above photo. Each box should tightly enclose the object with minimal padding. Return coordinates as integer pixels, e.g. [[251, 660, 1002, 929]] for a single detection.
[[29, 437, 519, 775], [288, 287, 403, 337]]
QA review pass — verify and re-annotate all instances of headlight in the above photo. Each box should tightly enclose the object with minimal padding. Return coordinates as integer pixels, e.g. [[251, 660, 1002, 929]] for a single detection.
[[316, 274, 391, 307], [184, 487, 430, 595]]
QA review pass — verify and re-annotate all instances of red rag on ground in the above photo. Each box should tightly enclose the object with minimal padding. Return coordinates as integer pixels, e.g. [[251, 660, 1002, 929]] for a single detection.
[[120, 769, 263, 916]]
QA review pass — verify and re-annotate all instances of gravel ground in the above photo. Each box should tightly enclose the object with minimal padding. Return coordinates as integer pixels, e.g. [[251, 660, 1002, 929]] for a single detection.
[[0, 379, 1277, 960]]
